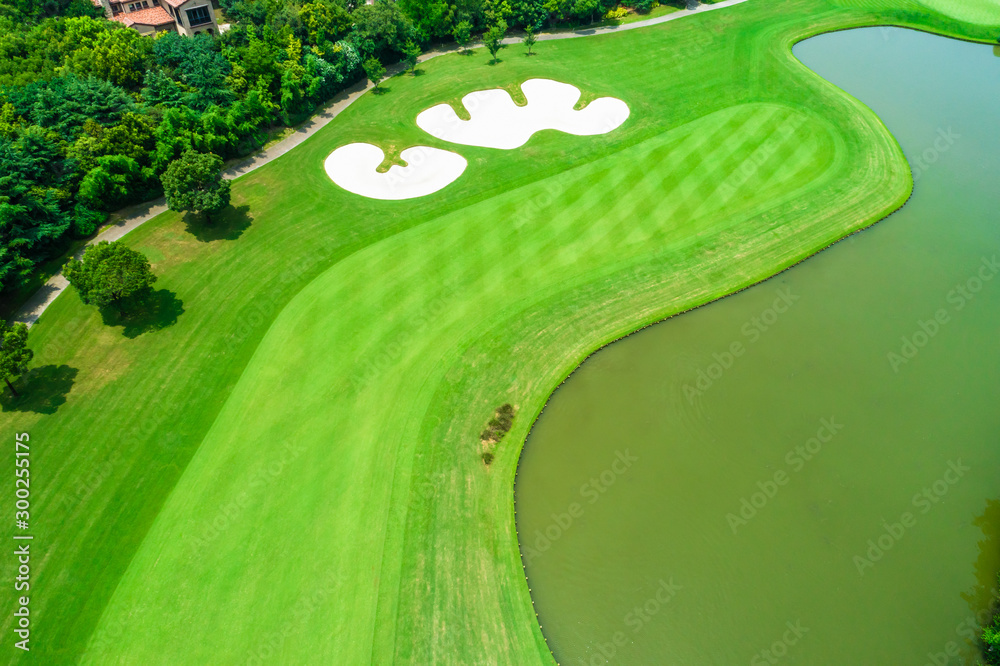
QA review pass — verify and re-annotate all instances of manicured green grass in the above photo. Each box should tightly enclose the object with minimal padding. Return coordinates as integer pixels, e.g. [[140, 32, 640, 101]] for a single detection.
[[1, 1, 996, 663], [915, 0, 1000, 26]]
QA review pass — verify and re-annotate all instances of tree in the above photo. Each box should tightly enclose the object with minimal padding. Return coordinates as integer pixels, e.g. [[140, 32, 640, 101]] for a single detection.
[[572, 0, 598, 22], [64, 240, 156, 313], [151, 32, 233, 111], [523, 24, 536, 55], [348, 0, 417, 62], [61, 26, 152, 89], [0, 322, 32, 397], [402, 40, 421, 74], [452, 20, 472, 52], [78, 154, 155, 212], [398, 0, 453, 40], [300, 1, 352, 49], [161, 150, 232, 224], [363, 57, 386, 90], [0, 128, 73, 291], [483, 18, 507, 64]]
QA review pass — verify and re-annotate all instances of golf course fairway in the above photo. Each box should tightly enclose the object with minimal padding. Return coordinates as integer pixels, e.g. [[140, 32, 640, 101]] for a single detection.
[[1, 0, 997, 663]]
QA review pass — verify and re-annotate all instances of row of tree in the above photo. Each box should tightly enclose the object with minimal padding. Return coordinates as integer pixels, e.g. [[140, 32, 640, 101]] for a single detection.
[[0, 0, 369, 295], [0, 0, 668, 298]]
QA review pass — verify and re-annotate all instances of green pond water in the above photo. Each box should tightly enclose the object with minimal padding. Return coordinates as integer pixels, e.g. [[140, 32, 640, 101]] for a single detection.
[[516, 27, 1000, 665]]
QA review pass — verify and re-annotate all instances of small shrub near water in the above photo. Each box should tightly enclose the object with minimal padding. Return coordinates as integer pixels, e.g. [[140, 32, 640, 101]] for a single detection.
[[480, 403, 515, 443], [480, 403, 515, 466]]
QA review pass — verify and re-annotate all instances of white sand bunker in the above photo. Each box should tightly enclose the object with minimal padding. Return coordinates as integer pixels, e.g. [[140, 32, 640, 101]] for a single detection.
[[416, 79, 630, 150], [324, 143, 467, 200]]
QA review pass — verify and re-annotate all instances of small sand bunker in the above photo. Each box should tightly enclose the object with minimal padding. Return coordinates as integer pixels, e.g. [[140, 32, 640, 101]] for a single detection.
[[416, 79, 630, 150], [324, 143, 467, 200]]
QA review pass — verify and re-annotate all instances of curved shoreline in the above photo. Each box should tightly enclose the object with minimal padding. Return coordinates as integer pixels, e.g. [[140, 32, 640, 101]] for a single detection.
[[509, 17, 995, 665], [9, 3, 998, 663]]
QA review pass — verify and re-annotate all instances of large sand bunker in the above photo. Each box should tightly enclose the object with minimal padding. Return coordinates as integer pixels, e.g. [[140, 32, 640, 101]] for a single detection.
[[324, 143, 467, 200], [416, 79, 630, 149]]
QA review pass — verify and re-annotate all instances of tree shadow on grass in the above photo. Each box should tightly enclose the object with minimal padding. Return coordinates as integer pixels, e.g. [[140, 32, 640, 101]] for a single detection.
[[184, 205, 253, 242], [0, 365, 78, 414], [373, 86, 391, 95], [99, 289, 184, 339]]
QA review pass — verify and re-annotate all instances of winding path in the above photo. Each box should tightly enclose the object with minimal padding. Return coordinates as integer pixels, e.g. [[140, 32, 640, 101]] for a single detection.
[[14, 0, 746, 326]]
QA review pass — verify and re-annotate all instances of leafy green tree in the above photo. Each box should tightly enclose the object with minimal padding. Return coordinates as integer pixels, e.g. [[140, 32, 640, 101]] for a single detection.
[[78, 155, 154, 212], [152, 33, 234, 111], [0, 321, 32, 397], [398, 0, 453, 40], [278, 35, 310, 121], [153, 107, 231, 172], [300, 0, 352, 49], [62, 25, 152, 89], [64, 240, 157, 313], [17, 74, 135, 139], [483, 18, 507, 63], [523, 24, 536, 54], [363, 57, 386, 90], [99, 112, 158, 166], [542, 0, 570, 25], [511, 0, 545, 30], [573, 0, 598, 22], [0, 127, 72, 291], [348, 0, 417, 61], [161, 150, 232, 224], [452, 19, 472, 51], [402, 40, 421, 73]]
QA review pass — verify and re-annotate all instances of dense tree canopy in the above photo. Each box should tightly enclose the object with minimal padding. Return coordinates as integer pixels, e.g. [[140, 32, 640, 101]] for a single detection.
[[0, 6, 364, 295], [0, 0, 659, 299], [161, 150, 232, 222]]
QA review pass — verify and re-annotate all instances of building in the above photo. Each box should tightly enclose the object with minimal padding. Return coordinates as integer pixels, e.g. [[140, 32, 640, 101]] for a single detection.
[[95, 0, 224, 36]]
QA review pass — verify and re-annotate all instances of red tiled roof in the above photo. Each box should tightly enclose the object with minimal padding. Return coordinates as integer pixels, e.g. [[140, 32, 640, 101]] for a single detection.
[[111, 6, 175, 25], [162, 0, 188, 9]]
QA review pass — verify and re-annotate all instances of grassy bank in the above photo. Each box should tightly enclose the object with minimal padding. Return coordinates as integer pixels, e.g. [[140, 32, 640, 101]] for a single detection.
[[1, 0, 997, 663]]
